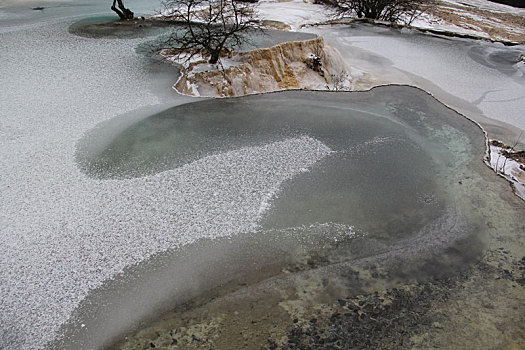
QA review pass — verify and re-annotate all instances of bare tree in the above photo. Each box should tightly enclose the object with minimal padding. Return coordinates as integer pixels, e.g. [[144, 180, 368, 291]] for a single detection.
[[322, 0, 434, 24], [160, 0, 262, 64], [111, 0, 134, 20]]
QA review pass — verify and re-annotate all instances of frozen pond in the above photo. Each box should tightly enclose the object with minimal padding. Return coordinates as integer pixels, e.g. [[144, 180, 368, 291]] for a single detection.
[[1, 2, 524, 350], [0, 0, 161, 33], [307, 23, 525, 147]]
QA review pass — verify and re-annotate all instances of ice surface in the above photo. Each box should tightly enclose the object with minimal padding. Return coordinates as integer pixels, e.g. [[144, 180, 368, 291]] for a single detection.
[[1, 129, 330, 349], [306, 24, 525, 143], [0, 1, 159, 34], [0, 18, 158, 350], [0, 21, 330, 347]]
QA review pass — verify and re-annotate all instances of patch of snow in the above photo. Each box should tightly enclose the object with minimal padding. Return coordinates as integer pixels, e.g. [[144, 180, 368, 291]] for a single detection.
[[162, 50, 206, 68], [163, 50, 243, 72], [185, 79, 201, 96], [192, 58, 243, 74], [489, 143, 525, 200], [409, 12, 445, 28], [460, 11, 488, 22], [409, 12, 492, 39], [257, 0, 331, 31]]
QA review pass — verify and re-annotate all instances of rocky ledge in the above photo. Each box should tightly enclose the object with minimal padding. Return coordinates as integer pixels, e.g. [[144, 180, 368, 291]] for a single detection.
[[168, 37, 350, 97]]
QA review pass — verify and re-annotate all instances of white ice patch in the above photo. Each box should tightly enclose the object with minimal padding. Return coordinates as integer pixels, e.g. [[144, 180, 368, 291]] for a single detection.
[[306, 25, 525, 132]]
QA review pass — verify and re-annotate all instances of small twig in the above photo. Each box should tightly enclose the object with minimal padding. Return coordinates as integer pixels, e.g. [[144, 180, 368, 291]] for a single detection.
[[512, 130, 523, 149]]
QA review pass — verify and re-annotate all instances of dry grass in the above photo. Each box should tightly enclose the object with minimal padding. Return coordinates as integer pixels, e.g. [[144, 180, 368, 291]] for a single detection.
[[429, 1, 525, 43]]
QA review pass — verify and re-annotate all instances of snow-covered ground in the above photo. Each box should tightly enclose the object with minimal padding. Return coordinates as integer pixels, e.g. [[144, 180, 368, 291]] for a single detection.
[[409, 11, 494, 39], [422, 0, 525, 43], [442, 0, 525, 15], [258, 0, 331, 31], [257, 0, 525, 42]]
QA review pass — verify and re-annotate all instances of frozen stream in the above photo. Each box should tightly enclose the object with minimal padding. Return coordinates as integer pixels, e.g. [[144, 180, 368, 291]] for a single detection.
[[1, 2, 524, 350]]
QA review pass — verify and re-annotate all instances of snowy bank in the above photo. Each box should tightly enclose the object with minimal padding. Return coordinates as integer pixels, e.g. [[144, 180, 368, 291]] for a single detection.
[[488, 140, 525, 200], [257, 0, 331, 31]]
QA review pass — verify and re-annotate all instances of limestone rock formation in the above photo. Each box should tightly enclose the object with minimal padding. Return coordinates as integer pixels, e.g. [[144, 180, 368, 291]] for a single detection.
[[173, 37, 350, 97]]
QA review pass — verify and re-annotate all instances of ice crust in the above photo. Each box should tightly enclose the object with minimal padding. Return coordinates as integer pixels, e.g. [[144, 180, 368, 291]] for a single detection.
[[306, 25, 525, 133], [0, 20, 331, 349]]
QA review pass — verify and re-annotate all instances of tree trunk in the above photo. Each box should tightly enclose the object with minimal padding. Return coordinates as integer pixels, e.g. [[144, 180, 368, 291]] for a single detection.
[[111, 0, 134, 20], [209, 51, 220, 64]]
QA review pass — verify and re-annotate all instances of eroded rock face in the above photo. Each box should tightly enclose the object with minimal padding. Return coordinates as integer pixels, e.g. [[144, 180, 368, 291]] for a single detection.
[[173, 38, 350, 97]]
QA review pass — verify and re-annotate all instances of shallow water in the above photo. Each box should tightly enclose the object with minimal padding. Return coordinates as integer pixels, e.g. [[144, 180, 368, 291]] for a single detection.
[[78, 89, 453, 238], [63, 87, 492, 349]]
